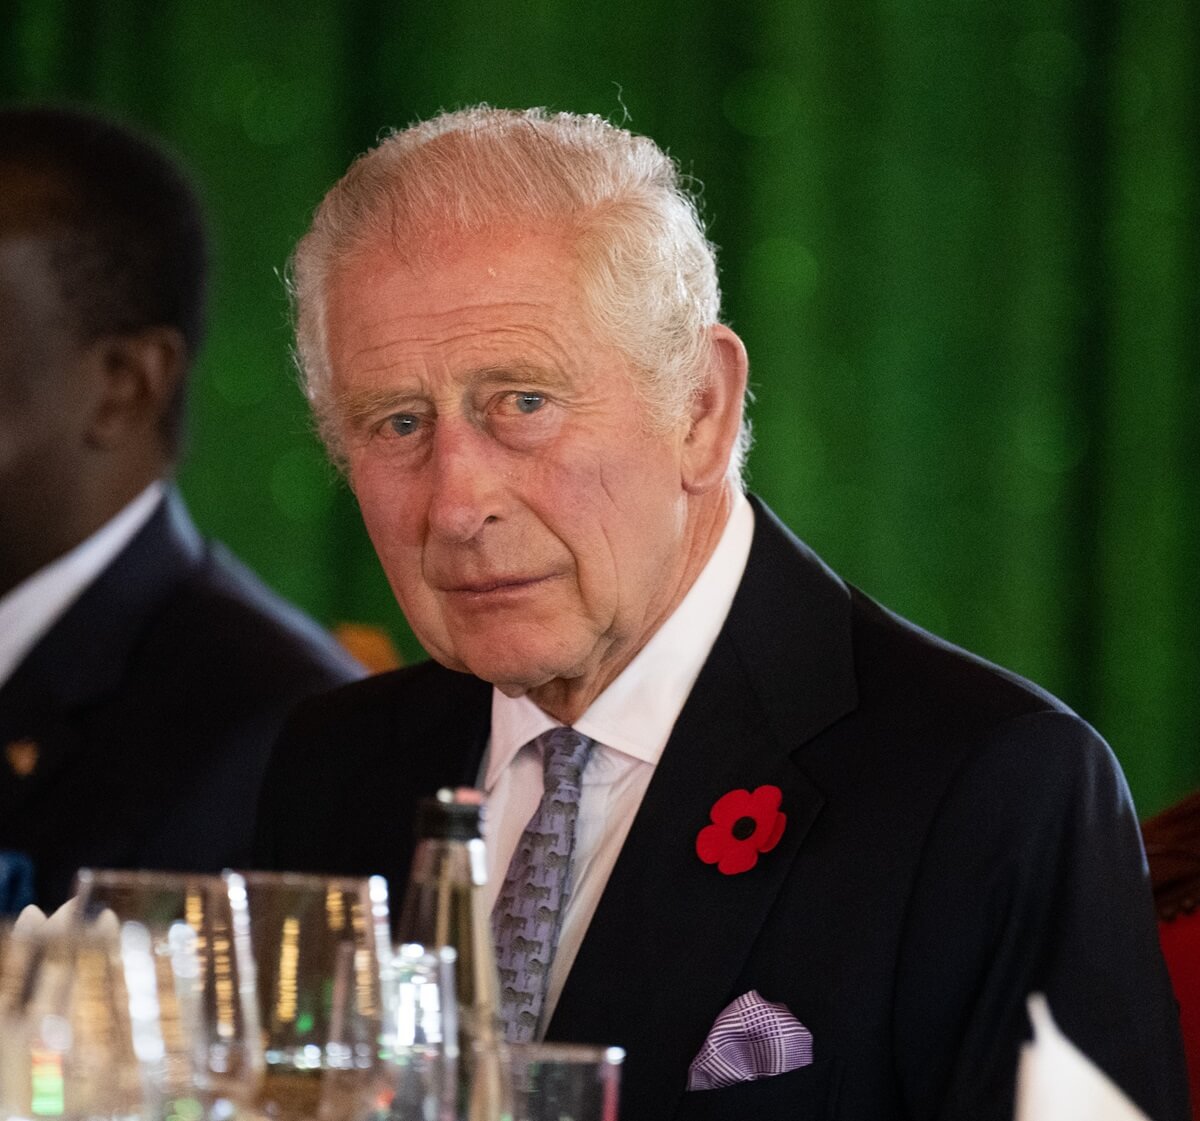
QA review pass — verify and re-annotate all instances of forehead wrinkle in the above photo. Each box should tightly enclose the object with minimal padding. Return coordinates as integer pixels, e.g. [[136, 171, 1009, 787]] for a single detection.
[[347, 293, 563, 341], [339, 310, 581, 383], [331, 277, 545, 365]]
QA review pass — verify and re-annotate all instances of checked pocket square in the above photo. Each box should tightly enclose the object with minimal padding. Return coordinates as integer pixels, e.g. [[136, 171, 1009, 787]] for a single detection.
[[687, 989, 814, 1091]]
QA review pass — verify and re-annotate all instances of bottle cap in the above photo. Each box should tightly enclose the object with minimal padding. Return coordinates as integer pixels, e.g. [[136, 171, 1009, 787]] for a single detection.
[[415, 788, 484, 840]]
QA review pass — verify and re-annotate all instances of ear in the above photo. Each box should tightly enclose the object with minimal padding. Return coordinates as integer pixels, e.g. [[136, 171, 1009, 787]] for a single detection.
[[84, 326, 186, 452], [681, 324, 749, 494]]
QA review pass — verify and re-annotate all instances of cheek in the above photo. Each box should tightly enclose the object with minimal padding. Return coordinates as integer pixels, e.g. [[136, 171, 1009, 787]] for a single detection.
[[349, 466, 454, 626], [359, 504, 445, 635], [350, 470, 427, 583], [556, 460, 684, 592], [352, 460, 411, 531]]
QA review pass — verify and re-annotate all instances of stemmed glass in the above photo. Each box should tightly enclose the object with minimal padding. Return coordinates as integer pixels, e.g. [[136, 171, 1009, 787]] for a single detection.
[[238, 872, 390, 1121]]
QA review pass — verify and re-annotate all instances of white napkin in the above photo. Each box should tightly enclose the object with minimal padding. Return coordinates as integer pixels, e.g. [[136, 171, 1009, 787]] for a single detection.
[[11, 903, 48, 936], [1015, 994, 1150, 1121], [11, 897, 84, 936]]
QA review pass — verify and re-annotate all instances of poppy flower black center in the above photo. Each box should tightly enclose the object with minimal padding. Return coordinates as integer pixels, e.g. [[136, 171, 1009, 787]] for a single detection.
[[732, 815, 757, 841]]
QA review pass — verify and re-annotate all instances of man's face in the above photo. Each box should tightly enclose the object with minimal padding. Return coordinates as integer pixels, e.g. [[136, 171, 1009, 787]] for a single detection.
[[0, 230, 92, 594], [324, 229, 703, 715]]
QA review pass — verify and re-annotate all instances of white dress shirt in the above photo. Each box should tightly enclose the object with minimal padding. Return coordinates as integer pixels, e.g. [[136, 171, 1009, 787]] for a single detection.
[[0, 481, 164, 689], [481, 492, 755, 1030]]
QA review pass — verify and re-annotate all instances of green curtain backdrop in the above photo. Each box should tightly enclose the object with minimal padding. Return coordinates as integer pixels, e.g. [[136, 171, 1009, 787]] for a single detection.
[[3, 0, 1197, 814]]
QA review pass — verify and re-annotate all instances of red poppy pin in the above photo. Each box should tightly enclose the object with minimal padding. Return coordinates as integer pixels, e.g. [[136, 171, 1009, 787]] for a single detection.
[[696, 784, 787, 875]]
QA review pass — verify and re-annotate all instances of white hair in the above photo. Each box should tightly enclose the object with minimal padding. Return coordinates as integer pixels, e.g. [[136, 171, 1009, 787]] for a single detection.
[[289, 106, 750, 478]]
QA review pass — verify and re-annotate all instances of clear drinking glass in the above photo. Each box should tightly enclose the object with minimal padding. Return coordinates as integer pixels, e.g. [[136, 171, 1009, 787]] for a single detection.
[[238, 872, 390, 1121], [72, 866, 264, 1111], [0, 919, 151, 1121], [376, 944, 458, 1121], [508, 1043, 624, 1121]]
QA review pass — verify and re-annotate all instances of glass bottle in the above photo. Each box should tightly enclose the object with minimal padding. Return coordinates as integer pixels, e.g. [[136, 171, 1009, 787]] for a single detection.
[[395, 788, 512, 1121]]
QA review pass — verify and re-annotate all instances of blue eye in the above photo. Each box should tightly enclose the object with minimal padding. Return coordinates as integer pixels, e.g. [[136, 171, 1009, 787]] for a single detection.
[[387, 413, 420, 436], [515, 393, 544, 414]]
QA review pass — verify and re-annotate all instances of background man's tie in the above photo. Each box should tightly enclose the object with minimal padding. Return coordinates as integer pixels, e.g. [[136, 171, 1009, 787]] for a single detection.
[[492, 727, 595, 1042]]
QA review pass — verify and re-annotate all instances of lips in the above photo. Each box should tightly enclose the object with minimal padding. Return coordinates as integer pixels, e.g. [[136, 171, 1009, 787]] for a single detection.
[[441, 573, 554, 595]]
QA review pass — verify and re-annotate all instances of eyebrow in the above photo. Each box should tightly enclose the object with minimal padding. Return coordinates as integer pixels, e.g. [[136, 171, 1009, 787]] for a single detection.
[[332, 386, 420, 431], [333, 363, 572, 429], [473, 363, 572, 391]]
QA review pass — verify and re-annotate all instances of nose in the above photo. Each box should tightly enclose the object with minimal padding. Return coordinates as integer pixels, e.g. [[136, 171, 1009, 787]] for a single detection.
[[425, 418, 504, 542]]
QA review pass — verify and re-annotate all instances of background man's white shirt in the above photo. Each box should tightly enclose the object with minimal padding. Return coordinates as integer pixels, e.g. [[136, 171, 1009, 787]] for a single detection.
[[0, 481, 164, 689], [481, 492, 755, 1029]]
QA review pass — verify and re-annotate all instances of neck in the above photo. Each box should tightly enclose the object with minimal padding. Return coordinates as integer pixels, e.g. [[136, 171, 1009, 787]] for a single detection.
[[0, 464, 165, 599]]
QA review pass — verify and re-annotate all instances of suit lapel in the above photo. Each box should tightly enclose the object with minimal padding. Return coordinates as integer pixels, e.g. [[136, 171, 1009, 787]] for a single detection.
[[547, 498, 859, 1120], [0, 491, 203, 814]]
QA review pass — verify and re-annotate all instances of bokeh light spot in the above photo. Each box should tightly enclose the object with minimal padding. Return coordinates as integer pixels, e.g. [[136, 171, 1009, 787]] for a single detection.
[[744, 236, 820, 303], [1121, 149, 1189, 216], [211, 360, 272, 407], [270, 445, 336, 525], [1117, 65, 1153, 126], [213, 61, 308, 146], [722, 69, 801, 138], [1014, 399, 1089, 474], [212, 61, 259, 123], [242, 78, 308, 146], [1013, 31, 1086, 99]]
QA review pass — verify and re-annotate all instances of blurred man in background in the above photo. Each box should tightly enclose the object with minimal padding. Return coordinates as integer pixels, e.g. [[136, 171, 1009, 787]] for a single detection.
[[0, 104, 363, 911]]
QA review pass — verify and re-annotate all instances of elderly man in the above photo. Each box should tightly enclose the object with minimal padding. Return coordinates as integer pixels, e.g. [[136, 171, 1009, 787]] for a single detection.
[[0, 104, 363, 911], [256, 108, 1187, 1120]]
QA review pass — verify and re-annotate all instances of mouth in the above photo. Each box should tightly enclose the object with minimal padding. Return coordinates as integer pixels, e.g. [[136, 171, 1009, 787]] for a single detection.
[[442, 574, 557, 597]]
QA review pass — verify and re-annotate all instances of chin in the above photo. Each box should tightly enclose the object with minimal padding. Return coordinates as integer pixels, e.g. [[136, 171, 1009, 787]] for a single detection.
[[458, 646, 579, 696], [464, 661, 553, 694]]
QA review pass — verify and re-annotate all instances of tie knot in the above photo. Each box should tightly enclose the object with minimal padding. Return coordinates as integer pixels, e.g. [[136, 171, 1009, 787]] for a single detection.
[[536, 727, 594, 794]]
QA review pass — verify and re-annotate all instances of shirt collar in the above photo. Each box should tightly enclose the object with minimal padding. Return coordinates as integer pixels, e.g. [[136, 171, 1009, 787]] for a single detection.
[[0, 481, 165, 688], [486, 492, 755, 787]]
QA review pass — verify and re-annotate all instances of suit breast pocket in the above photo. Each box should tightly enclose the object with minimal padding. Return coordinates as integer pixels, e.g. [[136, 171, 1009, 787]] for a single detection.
[[671, 1057, 843, 1120]]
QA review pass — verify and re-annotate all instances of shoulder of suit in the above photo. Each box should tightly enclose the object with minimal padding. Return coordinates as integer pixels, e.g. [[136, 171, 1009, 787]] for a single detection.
[[281, 660, 486, 734], [845, 582, 1079, 730], [266, 661, 489, 789], [121, 493, 362, 689], [837, 584, 1122, 828], [149, 541, 363, 683], [741, 498, 1081, 744]]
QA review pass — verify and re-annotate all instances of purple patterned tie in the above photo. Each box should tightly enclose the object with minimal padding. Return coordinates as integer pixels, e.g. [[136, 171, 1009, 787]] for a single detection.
[[492, 727, 595, 1042]]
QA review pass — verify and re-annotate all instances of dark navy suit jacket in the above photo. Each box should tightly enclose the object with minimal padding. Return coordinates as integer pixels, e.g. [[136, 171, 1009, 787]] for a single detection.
[[256, 497, 1188, 1120], [0, 490, 363, 909]]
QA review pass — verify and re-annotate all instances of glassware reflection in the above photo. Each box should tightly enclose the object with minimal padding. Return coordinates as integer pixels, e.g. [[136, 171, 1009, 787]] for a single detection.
[[238, 872, 389, 1121]]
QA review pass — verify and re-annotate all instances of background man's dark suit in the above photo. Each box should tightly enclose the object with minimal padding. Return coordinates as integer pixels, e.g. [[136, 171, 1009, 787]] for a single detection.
[[257, 498, 1189, 1121], [0, 490, 362, 910]]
